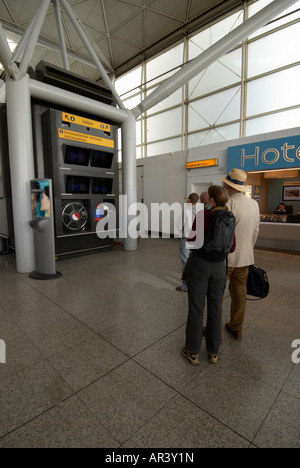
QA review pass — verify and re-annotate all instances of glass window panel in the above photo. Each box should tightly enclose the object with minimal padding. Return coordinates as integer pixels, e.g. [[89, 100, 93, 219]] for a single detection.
[[188, 48, 242, 99], [246, 108, 300, 137], [8, 39, 17, 52], [147, 43, 184, 82], [115, 66, 142, 96], [249, 0, 300, 38], [147, 68, 180, 88], [123, 93, 142, 109], [119, 87, 141, 100], [248, 23, 300, 78], [247, 66, 300, 116], [136, 146, 142, 159], [147, 107, 182, 142], [189, 11, 243, 59], [147, 87, 183, 115], [188, 123, 239, 148], [249, 0, 272, 17], [147, 138, 182, 157], [188, 104, 209, 131], [188, 86, 241, 132], [136, 119, 142, 146]]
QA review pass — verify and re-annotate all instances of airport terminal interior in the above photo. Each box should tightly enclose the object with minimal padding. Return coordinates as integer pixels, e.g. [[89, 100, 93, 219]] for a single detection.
[[1, 0, 300, 449]]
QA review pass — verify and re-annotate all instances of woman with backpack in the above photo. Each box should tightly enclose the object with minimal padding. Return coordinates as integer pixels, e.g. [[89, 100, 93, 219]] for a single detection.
[[181, 185, 236, 366]]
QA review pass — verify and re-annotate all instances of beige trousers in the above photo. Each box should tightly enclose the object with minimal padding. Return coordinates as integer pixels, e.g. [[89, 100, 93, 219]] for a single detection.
[[226, 266, 249, 332]]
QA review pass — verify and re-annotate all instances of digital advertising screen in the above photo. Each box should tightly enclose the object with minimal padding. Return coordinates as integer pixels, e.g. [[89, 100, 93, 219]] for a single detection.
[[31, 180, 51, 218]]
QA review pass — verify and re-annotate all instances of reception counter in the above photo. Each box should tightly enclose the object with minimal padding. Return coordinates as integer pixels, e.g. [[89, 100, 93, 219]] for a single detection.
[[256, 218, 300, 252]]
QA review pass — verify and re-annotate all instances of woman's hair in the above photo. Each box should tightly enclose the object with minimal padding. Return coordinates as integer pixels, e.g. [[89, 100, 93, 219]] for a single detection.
[[208, 185, 229, 207], [41, 185, 50, 200]]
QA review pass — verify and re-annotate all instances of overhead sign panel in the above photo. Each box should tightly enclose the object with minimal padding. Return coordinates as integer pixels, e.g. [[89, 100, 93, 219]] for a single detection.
[[186, 158, 218, 170], [227, 135, 300, 172], [58, 128, 115, 149], [62, 113, 111, 133]]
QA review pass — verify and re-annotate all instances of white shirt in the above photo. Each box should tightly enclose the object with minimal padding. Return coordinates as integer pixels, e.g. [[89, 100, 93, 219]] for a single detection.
[[176, 204, 201, 238], [227, 193, 260, 268]]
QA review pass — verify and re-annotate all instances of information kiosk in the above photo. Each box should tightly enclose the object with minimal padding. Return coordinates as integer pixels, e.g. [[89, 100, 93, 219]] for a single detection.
[[29, 179, 61, 279], [39, 108, 118, 257], [0, 63, 119, 259]]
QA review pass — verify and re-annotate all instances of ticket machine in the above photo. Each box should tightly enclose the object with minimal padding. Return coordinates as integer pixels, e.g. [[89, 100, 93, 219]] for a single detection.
[[38, 108, 118, 257]]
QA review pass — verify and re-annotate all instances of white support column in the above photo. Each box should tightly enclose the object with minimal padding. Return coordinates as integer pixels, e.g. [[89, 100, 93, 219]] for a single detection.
[[53, 0, 69, 70], [0, 81, 6, 103], [59, 0, 125, 110], [6, 74, 35, 273], [12, 9, 40, 63], [29, 78, 128, 123], [0, 22, 12, 76], [19, 0, 51, 74], [122, 110, 138, 251]]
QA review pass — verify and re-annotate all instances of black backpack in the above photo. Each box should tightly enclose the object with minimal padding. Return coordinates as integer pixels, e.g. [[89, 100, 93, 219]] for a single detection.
[[199, 210, 236, 262]]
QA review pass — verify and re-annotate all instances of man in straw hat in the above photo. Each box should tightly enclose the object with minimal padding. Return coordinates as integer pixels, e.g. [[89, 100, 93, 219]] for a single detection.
[[221, 169, 260, 340]]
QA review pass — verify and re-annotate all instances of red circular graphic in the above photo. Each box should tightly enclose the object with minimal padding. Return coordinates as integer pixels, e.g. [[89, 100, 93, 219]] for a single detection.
[[72, 212, 80, 221]]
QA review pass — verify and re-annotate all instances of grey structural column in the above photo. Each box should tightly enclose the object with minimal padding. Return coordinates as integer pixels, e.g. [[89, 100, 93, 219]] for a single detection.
[[53, 0, 69, 70], [6, 74, 35, 273], [19, 0, 51, 74], [0, 22, 13, 76], [121, 110, 138, 251]]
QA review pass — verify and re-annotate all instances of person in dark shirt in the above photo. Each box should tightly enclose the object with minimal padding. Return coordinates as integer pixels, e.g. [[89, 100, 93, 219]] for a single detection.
[[181, 185, 236, 366], [273, 203, 288, 215]]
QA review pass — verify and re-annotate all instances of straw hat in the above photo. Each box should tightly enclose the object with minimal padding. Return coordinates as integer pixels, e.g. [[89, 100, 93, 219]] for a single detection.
[[221, 169, 247, 193]]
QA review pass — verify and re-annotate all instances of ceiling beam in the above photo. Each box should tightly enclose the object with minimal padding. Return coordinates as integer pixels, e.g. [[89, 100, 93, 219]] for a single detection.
[[1, 21, 103, 70]]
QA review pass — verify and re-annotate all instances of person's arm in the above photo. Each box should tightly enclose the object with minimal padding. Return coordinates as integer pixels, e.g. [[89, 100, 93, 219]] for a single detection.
[[253, 203, 260, 246], [230, 234, 236, 253]]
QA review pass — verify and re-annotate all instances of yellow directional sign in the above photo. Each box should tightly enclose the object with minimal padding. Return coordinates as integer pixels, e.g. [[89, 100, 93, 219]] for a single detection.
[[62, 112, 111, 133], [58, 128, 114, 149], [186, 158, 218, 169]]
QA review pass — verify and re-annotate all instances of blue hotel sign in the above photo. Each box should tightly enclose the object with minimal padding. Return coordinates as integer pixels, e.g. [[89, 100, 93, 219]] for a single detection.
[[227, 135, 300, 172]]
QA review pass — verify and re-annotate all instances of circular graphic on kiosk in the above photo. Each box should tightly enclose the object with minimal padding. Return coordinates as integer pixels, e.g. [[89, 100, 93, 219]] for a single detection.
[[72, 212, 80, 222], [62, 202, 88, 231]]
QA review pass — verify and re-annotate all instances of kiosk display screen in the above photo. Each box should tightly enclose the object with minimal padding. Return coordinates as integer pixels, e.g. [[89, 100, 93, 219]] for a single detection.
[[65, 146, 90, 166], [92, 178, 113, 194], [31, 180, 51, 218], [91, 150, 113, 169], [66, 176, 90, 194]]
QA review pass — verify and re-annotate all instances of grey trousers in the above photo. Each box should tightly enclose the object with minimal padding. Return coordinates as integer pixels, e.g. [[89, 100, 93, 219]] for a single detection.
[[186, 254, 226, 355], [179, 237, 189, 291]]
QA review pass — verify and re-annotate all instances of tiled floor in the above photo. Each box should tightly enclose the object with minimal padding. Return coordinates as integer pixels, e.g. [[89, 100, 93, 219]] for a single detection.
[[0, 238, 299, 448]]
